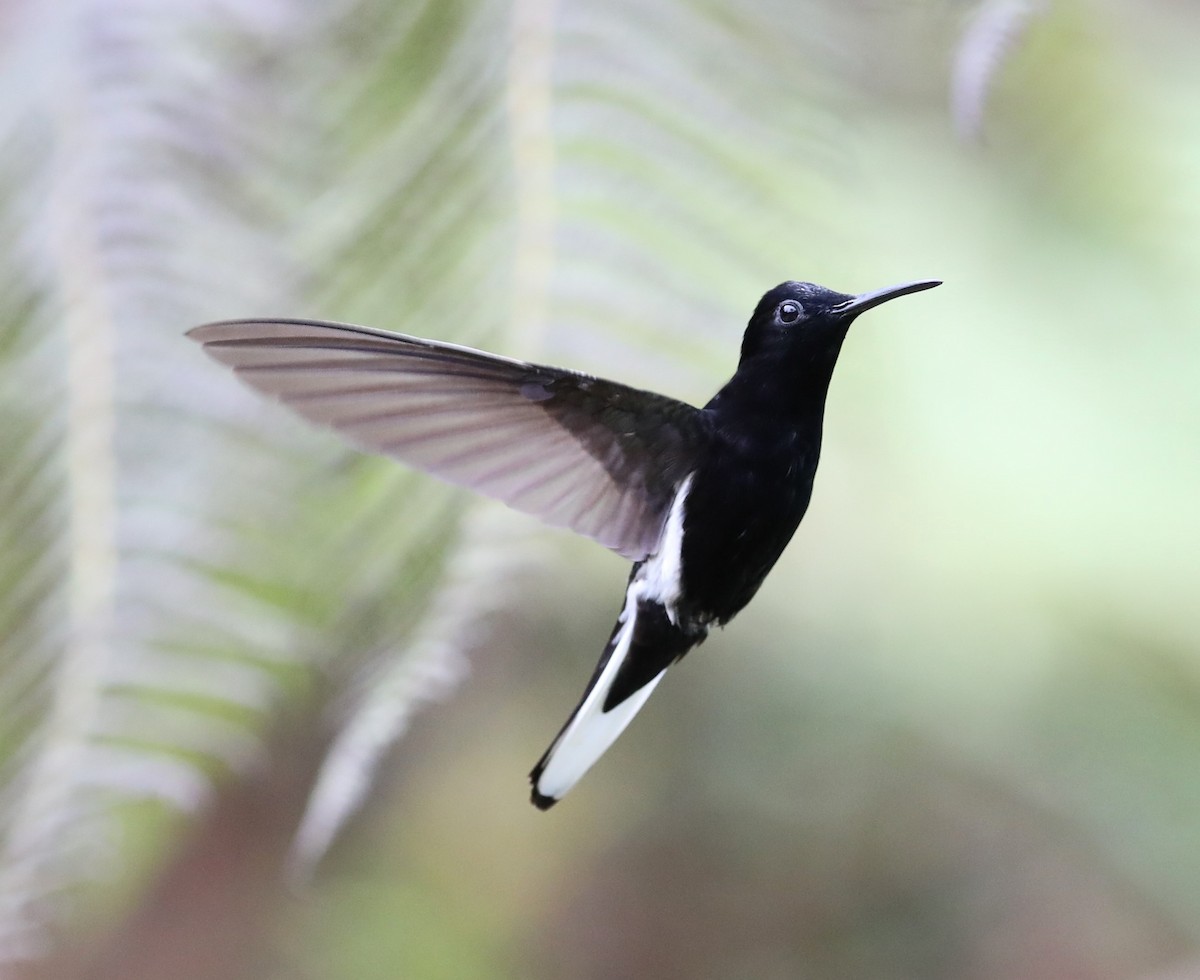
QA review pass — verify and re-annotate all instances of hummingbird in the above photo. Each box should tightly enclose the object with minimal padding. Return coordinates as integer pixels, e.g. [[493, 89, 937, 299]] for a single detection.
[[189, 278, 940, 809]]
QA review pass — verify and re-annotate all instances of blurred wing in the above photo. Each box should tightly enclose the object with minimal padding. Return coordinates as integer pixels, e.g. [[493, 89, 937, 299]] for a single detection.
[[187, 318, 709, 561]]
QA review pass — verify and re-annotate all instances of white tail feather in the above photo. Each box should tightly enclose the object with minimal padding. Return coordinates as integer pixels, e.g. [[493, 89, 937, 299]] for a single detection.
[[532, 583, 665, 804]]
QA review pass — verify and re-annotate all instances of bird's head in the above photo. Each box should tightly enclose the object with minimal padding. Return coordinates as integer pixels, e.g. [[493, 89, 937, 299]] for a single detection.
[[739, 279, 941, 366]]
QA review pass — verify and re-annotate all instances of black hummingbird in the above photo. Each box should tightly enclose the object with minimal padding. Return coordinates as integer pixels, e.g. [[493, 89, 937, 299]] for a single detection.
[[189, 278, 940, 809]]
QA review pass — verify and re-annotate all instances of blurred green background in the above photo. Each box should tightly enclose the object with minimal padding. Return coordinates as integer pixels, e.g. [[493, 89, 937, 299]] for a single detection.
[[2, 0, 1200, 977]]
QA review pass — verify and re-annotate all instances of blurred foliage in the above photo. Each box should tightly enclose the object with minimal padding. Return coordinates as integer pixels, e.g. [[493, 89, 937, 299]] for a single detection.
[[0, 0, 1198, 978]]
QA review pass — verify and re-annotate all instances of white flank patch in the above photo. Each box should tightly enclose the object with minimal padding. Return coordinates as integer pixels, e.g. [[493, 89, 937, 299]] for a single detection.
[[641, 472, 692, 622], [533, 474, 694, 804]]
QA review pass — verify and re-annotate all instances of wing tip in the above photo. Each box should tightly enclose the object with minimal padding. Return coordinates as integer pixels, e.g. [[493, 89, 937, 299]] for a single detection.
[[184, 322, 217, 343], [185, 320, 277, 345], [186, 318, 384, 347]]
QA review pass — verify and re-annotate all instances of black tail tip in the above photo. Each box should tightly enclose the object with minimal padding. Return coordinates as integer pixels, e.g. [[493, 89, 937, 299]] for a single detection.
[[530, 786, 559, 811]]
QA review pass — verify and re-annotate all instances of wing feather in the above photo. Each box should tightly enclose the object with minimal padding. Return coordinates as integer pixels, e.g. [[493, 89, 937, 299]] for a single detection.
[[188, 318, 709, 560]]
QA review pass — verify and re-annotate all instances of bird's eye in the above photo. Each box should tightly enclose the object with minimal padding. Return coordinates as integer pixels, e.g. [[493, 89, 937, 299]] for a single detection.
[[778, 301, 801, 323]]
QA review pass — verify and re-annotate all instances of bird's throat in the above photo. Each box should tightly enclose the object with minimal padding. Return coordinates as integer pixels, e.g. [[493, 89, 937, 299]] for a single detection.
[[711, 334, 846, 425]]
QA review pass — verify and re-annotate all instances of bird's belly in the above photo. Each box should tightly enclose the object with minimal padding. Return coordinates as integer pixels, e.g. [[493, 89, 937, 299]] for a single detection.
[[678, 458, 814, 625]]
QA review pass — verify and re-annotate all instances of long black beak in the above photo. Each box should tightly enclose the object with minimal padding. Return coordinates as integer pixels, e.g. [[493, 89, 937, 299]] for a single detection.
[[836, 279, 941, 319]]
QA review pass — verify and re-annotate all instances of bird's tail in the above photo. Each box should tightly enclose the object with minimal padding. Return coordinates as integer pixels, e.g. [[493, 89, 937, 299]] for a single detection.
[[529, 583, 701, 810]]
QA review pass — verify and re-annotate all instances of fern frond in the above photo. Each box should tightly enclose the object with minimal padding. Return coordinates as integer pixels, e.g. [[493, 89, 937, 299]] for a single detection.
[[951, 0, 1047, 141]]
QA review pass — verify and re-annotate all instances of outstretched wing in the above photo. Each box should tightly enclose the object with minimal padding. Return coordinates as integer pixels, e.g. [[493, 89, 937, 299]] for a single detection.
[[188, 318, 710, 561]]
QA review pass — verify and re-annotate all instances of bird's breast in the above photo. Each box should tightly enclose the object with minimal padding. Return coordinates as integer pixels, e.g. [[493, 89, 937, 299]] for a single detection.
[[676, 430, 819, 625]]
